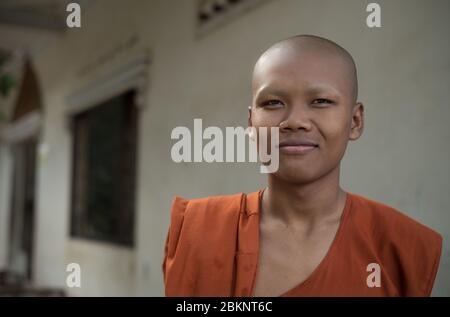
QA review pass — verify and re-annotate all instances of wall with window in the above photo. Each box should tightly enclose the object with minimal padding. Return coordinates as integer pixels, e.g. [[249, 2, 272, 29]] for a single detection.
[[22, 0, 450, 296]]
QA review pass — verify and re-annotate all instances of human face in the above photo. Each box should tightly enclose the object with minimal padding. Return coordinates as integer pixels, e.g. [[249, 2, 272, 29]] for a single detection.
[[250, 47, 363, 184]]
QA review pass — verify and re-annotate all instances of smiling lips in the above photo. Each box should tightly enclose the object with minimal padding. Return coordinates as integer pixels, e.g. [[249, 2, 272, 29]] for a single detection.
[[278, 139, 319, 155]]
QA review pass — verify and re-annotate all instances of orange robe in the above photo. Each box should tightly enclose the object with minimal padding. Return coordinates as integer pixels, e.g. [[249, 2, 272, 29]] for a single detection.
[[163, 189, 442, 296]]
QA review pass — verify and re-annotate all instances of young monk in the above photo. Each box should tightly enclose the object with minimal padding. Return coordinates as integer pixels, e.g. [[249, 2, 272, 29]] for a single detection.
[[163, 35, 442, 297]]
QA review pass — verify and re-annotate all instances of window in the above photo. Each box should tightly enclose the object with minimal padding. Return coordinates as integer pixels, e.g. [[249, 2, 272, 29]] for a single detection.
[[70, 90, 138, 246], [197, 0, 270, 37]]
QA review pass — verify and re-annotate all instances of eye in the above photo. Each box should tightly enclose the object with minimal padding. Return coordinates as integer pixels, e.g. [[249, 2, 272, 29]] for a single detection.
[[260, 99, 284, 109], [312, 98, 334, 105]]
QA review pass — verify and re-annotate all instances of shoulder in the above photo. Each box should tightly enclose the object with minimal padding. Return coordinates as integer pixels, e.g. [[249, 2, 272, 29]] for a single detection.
[[348, 192, 442, 295], [163, 191, 253, 294], [164, 191, 251, 257], [349, 192, 442, 245], [170, 191, 246, 222]]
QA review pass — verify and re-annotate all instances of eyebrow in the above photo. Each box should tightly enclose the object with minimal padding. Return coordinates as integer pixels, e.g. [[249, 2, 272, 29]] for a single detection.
[[254, 85, 288, 99], [255, 83, 341, 100]]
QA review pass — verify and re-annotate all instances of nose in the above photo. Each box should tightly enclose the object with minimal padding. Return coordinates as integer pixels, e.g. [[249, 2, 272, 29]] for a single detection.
[[279, 105, 312, 132]]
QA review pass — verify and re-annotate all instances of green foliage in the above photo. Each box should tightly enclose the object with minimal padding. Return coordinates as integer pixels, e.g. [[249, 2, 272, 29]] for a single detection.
[[0, 51, 16, 97], [0, 73, 16, 97], [0, 51, 16, 121]]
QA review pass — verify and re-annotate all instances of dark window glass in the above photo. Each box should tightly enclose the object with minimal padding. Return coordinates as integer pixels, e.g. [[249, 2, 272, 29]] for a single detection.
[[71, 91, 137, 246]]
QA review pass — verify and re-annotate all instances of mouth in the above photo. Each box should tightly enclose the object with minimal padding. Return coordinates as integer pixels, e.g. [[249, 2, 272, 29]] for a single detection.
[[277, 140, 319, 155]]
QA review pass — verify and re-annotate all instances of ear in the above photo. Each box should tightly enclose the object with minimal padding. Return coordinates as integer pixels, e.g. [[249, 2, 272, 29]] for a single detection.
[[247, 106, 256, 141], [349, 102, 364, 141], [247, 106, 252, 127]]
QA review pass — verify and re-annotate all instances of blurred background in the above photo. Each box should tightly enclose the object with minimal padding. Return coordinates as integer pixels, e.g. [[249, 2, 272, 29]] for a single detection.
[[0, 0, 449, 296]]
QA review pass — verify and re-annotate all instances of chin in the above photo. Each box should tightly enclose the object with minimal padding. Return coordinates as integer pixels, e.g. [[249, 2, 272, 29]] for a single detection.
[[272, 165, 319, 184]]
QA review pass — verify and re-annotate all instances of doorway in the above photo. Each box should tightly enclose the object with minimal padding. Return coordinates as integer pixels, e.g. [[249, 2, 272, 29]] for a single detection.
[[8, 137, 37, 281]]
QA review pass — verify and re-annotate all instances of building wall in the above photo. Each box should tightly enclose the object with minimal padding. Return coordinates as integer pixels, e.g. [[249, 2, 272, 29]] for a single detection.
[[1, 0, 448, 295]]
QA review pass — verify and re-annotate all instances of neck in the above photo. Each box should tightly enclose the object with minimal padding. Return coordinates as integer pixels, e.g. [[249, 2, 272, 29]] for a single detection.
[[262, 165, 346, 226]]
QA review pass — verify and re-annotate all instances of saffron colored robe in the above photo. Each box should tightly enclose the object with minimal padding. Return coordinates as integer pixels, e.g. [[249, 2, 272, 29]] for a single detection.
[[163, 189, 442, 296]]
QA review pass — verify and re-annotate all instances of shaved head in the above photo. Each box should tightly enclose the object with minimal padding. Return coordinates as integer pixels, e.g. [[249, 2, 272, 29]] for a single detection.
[[253, 35, 358, 103], [249, 34, 364, 184]]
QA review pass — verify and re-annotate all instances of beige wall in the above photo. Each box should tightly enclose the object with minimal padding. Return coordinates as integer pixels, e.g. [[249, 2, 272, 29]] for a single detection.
[[0, 0, 448, 296]]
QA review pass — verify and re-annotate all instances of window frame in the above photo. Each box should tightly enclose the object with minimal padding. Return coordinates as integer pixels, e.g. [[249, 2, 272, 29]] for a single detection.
[[69, 90, 138, 247]]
